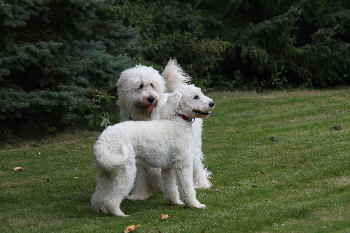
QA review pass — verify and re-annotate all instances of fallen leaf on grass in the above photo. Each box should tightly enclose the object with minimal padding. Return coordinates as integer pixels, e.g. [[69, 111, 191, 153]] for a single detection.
[[268, 136, 279, 142], [13, 167, 24, 172], [160, 214, 170, 220], [330, 125, 342, 131], [123, 224, 141, 233]]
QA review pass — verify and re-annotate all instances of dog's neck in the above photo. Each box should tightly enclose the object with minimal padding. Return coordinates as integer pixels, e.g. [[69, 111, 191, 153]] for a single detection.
[[176, 113, 195, 123], [128, 106, 154, 121]]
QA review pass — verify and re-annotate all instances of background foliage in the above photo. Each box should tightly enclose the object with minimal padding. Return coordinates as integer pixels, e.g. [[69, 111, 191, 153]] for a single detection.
[[1, 0, 349, 135], [121, 0, 350, 89], [0, 0, 136, 136]]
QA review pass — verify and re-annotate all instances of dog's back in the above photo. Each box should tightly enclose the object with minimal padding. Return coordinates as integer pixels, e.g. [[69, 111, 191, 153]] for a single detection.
[[96, 120, 193, 170]]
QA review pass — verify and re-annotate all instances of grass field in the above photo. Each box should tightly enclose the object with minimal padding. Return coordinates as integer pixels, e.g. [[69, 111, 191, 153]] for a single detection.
[[1, 89, 350, 233]]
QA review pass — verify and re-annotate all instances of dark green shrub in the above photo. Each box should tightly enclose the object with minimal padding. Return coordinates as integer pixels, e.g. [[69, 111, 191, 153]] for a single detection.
[[0, 0, 136, 137], [117, 0, 231, 87], [220, 0, 350, 89]]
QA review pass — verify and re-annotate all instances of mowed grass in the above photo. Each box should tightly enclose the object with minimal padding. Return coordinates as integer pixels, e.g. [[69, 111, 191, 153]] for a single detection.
[[1, 89, 350, 233]]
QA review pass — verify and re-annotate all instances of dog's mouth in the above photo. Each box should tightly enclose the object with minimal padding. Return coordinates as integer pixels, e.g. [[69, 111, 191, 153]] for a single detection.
[[193, 109, 211, 116], [138, 99, 158, 107], [146, 100, 157, 106], [146, 100, 158, 112]]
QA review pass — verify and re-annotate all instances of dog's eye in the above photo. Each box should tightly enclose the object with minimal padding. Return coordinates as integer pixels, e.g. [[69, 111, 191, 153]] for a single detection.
[[150, 83, 154, 88], [193, 95, 199, 100], [138, 83, 144, 89]]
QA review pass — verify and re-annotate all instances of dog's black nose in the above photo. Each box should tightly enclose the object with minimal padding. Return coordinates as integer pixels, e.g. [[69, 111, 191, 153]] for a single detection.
[[147, 96, 155, 104], [209, 101, 215, 108]]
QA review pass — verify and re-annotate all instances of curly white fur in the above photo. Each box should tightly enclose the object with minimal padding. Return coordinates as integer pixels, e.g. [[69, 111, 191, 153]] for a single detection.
[[117, 65, 165, 121], [91, 85, 215, 216], [116, 60, 212, 201], [162, 59, 212, 190]]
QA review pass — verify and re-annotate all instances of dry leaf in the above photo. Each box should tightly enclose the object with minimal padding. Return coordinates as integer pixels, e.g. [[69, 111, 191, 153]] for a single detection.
[[13, 166, 24, 172], [160, 213, 170, 220], [123, 224, 141, 233]]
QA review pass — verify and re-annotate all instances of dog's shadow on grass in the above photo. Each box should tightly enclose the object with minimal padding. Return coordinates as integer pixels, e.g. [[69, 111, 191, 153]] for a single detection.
[[57, 192, 185, 218], [123, 197, 187, 214]]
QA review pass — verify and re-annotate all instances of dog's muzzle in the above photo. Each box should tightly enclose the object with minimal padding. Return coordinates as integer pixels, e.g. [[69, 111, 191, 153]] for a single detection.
[[147, 96, 156, 104], [193, 101, 215, 116], [193, 109, 211, 116]]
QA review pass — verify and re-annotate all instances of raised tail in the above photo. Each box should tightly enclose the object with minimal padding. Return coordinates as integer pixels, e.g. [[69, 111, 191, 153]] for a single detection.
[[93, 140, 129, 171], [162, 58, 191, 92]]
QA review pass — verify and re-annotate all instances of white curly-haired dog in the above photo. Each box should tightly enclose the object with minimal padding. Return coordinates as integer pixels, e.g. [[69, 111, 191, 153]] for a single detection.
[[91, 84, 215, 216], [116, 60, 212, 201]]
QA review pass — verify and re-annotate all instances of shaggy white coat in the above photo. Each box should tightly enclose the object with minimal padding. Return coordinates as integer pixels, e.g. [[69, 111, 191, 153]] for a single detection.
[[116, 60, 212, 200], [91, 85, 214, 216]]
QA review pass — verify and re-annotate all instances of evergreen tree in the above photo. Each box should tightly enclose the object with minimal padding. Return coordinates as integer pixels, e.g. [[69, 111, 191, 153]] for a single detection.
[[0, 0, 137, 136], [121, 0, 350, 89]]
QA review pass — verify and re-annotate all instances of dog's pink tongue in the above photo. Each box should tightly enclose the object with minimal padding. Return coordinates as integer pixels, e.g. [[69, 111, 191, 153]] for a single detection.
[[147, 104, 155, 113]]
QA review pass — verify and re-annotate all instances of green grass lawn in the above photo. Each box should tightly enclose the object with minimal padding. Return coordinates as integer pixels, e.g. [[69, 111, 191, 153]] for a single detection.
[[1, 89, 350, 233]]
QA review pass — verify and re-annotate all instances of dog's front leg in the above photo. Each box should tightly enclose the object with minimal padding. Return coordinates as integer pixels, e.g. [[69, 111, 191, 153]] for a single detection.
[[193, 150, 212, 189], [161, 168, 183, 205], [174, 159, 206, 208], [192, 121, 212, 189]]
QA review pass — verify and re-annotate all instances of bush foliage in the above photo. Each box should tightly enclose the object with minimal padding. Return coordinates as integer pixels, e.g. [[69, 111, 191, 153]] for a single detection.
[[0, 0, 136, 135], [1, 0, 349, 135], [120, 0, 350, 89]]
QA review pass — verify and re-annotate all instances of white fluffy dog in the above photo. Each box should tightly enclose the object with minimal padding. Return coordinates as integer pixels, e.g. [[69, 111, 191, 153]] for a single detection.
[[91, 84, 215, 216], [117, 65, 165, 121], [117, 60, 212, 201]]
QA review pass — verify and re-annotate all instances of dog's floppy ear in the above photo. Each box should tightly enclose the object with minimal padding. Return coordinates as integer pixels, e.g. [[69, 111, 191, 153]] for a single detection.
[[162, 58, 191, 92]]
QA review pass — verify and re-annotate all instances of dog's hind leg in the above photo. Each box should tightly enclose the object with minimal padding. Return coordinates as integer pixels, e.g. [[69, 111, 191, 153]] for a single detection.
[[127, 161, 154, 200], [161, 168, 183, 205], [107, 159, 137, 217]]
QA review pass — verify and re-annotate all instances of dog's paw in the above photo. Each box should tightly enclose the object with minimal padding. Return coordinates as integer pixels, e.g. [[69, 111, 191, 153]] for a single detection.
[[111, 209, 129, 217], [194, 177, 212, 189], [114, 213, 129, 217], [194, 203, 206, 209], [170, 199, 184, 206], [118, 214, 129, 217], [189, 202, 206, 209], [194, 182, 212, 189]]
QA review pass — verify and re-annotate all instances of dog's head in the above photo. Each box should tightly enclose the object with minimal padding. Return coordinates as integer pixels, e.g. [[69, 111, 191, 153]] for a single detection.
[[117, 65, 165, 117], [162, 59, 214, 120], [172, 84, 215, 120]]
